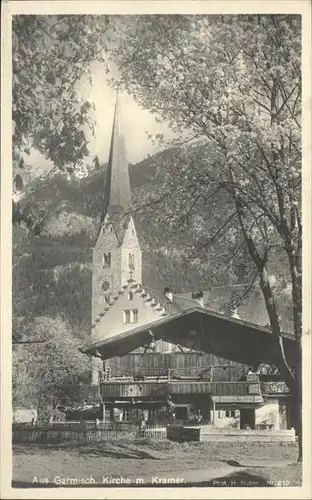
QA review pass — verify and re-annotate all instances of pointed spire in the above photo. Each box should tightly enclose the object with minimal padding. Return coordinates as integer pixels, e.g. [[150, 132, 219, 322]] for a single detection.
[[102, 89, 132, 220]]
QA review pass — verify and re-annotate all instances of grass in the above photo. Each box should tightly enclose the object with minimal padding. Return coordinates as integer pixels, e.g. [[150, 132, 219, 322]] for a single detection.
[[12, 438, 302, 488]]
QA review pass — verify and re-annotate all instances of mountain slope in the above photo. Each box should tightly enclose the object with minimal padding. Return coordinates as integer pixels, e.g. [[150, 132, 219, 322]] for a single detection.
[[13, 146, 294, 341]]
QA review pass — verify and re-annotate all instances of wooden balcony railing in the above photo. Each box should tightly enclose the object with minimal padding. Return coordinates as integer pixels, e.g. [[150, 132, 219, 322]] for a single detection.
[[100, 380, 262, 399]]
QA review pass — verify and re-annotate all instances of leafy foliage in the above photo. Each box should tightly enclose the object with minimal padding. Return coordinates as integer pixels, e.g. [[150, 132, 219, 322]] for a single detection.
[[12, 15, 115, 232], [12, 316, 99, 417], [12, 15, 113, 177]]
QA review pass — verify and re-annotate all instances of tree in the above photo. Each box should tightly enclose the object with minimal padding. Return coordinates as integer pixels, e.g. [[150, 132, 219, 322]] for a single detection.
[[12, 15, 113, 228], [113, 15, 302, 457], [12, 15, 112, 171], [12, 316, 99, 421]]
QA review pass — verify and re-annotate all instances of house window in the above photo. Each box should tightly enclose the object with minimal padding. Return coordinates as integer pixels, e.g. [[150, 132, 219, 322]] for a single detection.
[[102, 253, 111, 268], [105, 366, 111, 380], [129, 253, 135, 270], [175, 406, 188, 420], [124, 310, 131, 324], [123, 408, 131, 421], [128, 291, 133, 301], [132, 309, 138, 323], [225, 410, 236, 418], [123, 309, 138, 324]]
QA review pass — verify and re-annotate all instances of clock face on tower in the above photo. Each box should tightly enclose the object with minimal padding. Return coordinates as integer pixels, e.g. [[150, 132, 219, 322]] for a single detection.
[[101, 280, 110, 292]]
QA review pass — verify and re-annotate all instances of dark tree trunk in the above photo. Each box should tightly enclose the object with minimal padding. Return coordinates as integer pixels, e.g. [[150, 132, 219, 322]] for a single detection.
[[229, 170, 302, 460], [295, 340, 302, 461], [286, 248, 302, 461], [258, 267, 296, 387]]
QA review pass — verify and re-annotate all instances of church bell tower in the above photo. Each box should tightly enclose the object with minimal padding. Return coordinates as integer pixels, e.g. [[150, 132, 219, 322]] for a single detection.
[[91, 91, 142, 384]]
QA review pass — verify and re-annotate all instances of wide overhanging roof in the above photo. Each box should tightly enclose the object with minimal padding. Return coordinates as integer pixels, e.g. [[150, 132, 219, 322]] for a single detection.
[[80, 307, 295, 367]]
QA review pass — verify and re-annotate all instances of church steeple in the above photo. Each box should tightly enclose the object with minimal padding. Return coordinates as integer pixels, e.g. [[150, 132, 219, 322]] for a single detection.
[[102, 90, 132, 220], [92, 88, 142, 368], [90, 89, 171, 386]]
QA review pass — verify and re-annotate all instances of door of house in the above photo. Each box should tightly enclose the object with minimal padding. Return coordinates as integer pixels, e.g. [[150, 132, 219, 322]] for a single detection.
[[240, 409, 255, 429]]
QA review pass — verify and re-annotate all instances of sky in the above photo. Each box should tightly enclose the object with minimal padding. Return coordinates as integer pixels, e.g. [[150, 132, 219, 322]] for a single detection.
[[81, 61, 176, 165]]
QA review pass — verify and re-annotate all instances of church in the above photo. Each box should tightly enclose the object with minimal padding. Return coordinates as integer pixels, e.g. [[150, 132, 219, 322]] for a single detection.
[[81, 91, 294, 430]]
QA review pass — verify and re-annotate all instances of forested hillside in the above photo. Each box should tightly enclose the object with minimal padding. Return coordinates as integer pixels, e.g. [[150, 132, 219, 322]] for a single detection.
[[13, 144, 293, 342]]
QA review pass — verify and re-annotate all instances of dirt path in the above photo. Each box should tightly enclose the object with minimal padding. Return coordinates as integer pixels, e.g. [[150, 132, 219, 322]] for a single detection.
[[12, 441, 300, 488]]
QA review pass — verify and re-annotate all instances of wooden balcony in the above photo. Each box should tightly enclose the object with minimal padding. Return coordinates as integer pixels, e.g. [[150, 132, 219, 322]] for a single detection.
[[100, 380, 262, 400]]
